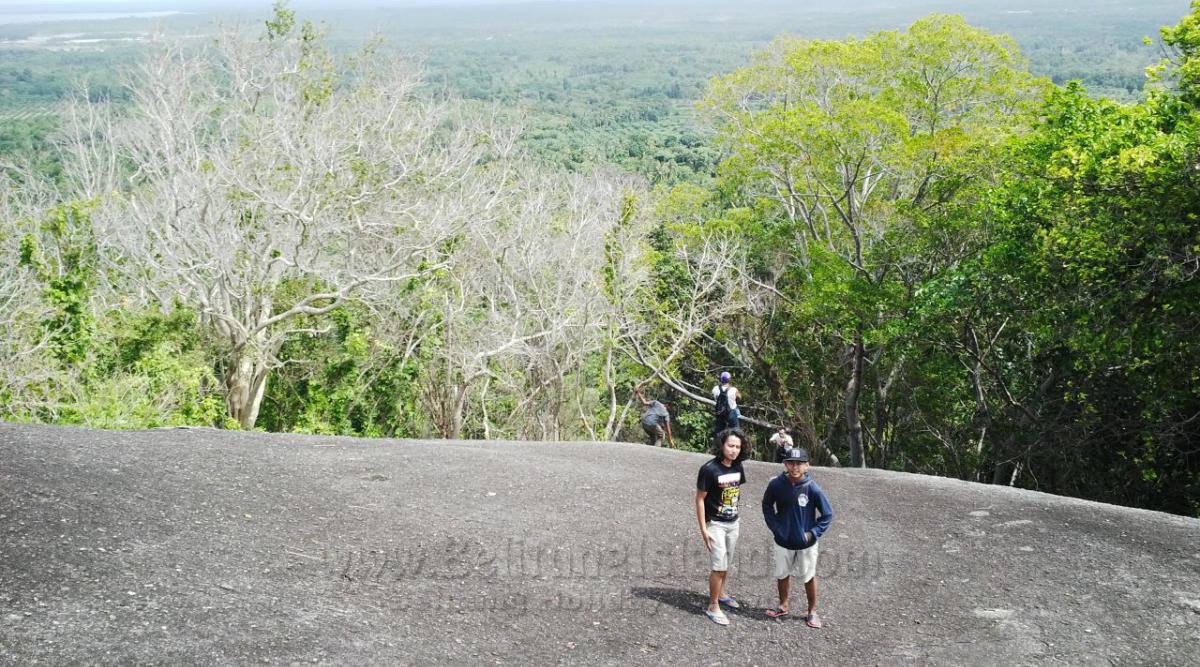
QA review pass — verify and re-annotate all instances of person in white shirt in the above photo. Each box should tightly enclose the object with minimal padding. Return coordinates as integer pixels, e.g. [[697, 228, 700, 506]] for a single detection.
[[769, 427, 794, 462]]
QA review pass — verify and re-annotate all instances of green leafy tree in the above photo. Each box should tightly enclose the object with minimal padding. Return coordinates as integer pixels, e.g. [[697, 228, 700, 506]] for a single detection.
[[917, 2, 1200, 514], [698, 15, 1047, 466], [966, 85, 1198, 513]]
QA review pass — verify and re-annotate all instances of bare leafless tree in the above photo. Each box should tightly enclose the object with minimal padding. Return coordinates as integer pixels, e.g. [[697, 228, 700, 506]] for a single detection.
[[0, 174, 64, 421], [62, 20, 520, 428], [413, 168, 642, 439], [617, 231, 753, 410]]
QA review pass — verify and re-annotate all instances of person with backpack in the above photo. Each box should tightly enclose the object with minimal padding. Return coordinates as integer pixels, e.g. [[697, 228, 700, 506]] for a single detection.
[[711, 371, 741, 434]]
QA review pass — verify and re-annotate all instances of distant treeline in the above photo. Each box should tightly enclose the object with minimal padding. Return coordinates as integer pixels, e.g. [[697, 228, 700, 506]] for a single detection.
[[0, 0, 1186, 183]]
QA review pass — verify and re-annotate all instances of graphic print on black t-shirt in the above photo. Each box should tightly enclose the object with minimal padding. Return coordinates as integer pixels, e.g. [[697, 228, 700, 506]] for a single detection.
[[698, 459, 745, 522], [717, 472, 741, 518]]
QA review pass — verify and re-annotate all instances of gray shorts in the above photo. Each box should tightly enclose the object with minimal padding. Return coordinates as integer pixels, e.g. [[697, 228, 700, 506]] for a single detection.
[[774, 541, 819, 582], [706, 520, 740, 572]]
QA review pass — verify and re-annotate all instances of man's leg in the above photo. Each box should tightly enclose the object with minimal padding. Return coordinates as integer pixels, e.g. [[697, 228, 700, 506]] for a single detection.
[[721, 520, 739, 601], [771, 545, 794, 613], [804, 576, 818, 617], [776, 576, 791, 612], [796, 543, 821, 626], [705, 522, 729, 613], [708, 570, 726, 612]]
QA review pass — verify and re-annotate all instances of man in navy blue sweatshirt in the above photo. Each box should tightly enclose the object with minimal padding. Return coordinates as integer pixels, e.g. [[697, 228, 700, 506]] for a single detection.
[[762, 447, 833, 628]]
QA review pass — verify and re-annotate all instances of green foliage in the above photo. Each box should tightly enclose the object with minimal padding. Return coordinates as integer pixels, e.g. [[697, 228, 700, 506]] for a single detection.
[[1157, 0, 1200, 102], [258, 304, 423, 438], [70, 337, 231, 430], [18, 202, 98, 365], [1, 301, 232, 429], [601, 193, 639, 301], [911, 0, 1200, 512], [979, 79, 1200, 514], [264, 2, 297, 41], [697, 14, 1046, 466], [672, 403, 718, 453]]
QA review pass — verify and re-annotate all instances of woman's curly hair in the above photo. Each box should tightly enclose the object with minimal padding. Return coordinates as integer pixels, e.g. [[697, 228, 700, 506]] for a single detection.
[[711, 427, 752, 463]]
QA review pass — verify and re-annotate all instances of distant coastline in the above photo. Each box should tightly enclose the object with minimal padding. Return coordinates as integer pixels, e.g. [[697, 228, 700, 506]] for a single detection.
[[0, 11, 185, 26]]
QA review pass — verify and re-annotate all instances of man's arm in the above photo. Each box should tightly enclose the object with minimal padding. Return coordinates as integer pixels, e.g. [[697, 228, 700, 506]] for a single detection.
[[665, 418, 674, 448], [633, 387, 652, 407], [695, 490, 712, 551], [761, 482, 779, 536], [812, 487, 834, 540]]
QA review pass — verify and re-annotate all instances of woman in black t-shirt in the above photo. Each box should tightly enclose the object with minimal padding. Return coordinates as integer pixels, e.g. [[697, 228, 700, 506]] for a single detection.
[[694, 427, 750, 626]]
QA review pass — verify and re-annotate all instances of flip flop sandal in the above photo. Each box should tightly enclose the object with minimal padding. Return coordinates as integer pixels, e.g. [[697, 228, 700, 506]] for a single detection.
[[804, 613, 823, 628], [705, 609, 730, 626], [764, 607, 790, 619], [718, 596, 741, 609]]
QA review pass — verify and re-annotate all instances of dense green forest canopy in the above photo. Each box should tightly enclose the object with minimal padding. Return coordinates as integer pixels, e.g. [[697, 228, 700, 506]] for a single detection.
[[1, 0, 1197, 518]]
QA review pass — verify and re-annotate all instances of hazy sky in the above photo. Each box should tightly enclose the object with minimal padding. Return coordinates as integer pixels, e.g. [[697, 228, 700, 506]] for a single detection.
[[0, 0, 593, 14], [0, 0, 579, 7]]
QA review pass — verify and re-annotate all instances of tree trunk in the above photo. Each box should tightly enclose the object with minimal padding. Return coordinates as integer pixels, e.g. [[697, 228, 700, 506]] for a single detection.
[[991, 459, 1011, 485], [224, 347, 268, 430], [846, 331, 865, 467], [871, 353, 903, 468], [450, 385, 468, 439], [602, 337, 619, 440]]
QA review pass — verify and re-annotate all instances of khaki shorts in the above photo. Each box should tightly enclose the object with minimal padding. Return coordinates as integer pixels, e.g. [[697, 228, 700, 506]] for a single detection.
[[774, 541, 819, 582], [643, 422, 666, 447], [706, 520, 740, 572]]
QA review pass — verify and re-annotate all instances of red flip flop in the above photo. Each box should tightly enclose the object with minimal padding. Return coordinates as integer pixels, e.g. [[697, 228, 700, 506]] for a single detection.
[[765, 607, 790, 619]]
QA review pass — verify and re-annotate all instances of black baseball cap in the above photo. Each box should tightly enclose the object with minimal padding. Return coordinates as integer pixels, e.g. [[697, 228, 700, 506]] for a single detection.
[[783, 448, 809, 462]]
